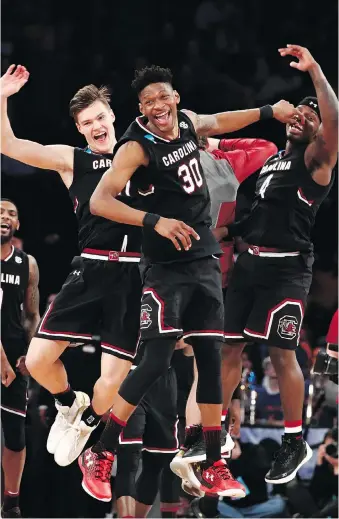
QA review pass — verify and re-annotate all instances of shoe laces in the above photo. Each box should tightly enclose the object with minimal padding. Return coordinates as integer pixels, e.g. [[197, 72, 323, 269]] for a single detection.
[[94, 453, 113, 483], [273, 436, 297, 465], [213, 463, 235, 481]]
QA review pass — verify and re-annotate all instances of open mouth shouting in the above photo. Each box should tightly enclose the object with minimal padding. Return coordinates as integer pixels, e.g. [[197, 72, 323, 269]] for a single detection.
[[93, 131, 108, 144], [154, 110, 171, 127], [288, 121, 304, 136], [0, 223, 11, 234]]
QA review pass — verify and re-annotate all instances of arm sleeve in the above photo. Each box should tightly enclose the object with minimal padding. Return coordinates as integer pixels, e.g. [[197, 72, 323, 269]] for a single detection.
[[217, 138, 278, 184]]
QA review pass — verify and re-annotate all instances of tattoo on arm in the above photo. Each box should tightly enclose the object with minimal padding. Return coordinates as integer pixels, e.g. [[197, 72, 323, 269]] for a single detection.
[[25, 256, 40, 339]]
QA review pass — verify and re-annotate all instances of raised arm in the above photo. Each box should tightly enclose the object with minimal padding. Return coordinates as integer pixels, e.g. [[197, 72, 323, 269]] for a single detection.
[[183, 100, 304, 137], [1, 65, 74, 186], [90, 140, 199, 251], [24, 255, 41, 343], [279, 45, 338, 184]]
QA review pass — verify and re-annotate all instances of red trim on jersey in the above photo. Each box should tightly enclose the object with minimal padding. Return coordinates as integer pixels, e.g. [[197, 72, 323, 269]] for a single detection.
[[2, 245, 15, 262], [297, 188, 314, 206], [0, 404, 26, 417], [327, 309, 338, 345], [214, 139, 277, 184], [39, 302, 92, 339], [82, 248, 141, 258], [101, 342, 136, 358]]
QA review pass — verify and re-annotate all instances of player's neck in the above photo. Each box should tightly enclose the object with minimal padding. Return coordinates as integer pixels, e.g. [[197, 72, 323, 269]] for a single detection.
[[89, 136, 117, 155], [146, 121, 179, 141], [1, 242, 13, 260]]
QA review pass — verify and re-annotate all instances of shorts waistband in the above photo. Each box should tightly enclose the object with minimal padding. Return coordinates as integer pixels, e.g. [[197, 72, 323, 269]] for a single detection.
[[248, 246, 300, 258], [81, 248, 141, 262]]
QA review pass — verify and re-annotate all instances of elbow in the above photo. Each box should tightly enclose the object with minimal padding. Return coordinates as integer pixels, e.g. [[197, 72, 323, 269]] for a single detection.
[[89, 194, 100, 216]]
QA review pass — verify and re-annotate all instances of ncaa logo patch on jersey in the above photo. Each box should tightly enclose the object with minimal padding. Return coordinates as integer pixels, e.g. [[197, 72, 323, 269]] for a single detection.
[[277, 315, 298, 340], [144, 134, 156, 144], [140, 303, 152, 329], [179, 121, 188, 129], [15, 256, 22, 264]]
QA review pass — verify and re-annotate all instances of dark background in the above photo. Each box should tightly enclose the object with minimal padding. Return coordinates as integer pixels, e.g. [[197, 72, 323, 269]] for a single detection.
[[1, 0, 338, 343]]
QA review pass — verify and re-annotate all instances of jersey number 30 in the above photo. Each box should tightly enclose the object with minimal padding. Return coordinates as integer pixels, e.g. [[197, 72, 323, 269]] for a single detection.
[[178, 158, 203, 194]]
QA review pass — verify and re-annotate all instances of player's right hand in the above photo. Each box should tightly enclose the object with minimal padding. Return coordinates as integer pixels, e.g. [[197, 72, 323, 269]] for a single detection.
[[1, 360, 16, 387], [154, 217, 200, 251], [272, 99, 305, 125], [1, 64, 30, 98]]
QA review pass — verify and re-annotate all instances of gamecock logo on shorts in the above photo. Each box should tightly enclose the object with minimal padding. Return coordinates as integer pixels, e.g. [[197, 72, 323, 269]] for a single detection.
[[277, 315, 298, 340], [140, 304, 152, 329]]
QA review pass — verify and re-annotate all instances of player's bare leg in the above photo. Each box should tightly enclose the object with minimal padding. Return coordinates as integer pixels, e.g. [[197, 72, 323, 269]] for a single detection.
[[265, 346, 312, 484], [26, 337, 90, 456], [54, 353, 132, 466], [117, 496, 136, 518], [2, 447, 26, 517]]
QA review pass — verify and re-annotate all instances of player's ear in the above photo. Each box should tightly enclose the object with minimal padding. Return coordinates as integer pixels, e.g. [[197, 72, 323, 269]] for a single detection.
[[174, 90, 180, 105], [76, 122, 84, 135], [139, 102, 144, 116], [16, 220, 20, 232], [110, 110, 115, 123]]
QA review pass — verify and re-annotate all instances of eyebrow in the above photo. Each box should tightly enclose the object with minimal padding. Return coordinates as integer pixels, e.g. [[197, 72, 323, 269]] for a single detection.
[[81, 112, 105, 124]]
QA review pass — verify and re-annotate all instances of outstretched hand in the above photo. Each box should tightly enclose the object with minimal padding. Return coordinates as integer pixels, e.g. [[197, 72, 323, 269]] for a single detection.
[[1, 64, 30, 98], [278, 44, 318, 72]]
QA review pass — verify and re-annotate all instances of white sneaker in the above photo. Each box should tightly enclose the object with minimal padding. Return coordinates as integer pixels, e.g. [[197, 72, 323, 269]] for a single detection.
[[54, 419, 97, 466], [46, 391, 90, 455]]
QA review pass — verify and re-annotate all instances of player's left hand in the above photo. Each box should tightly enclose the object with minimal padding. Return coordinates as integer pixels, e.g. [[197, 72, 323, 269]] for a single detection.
[[278, 44, 318, 72], [16, 355, 30, 376], [229, 398, 241, 438]]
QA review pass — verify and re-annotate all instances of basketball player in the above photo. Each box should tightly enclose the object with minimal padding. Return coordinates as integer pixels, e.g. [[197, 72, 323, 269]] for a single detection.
[[0, 65, 150, 467], [171, 136, 278, 515], [1, 199, 40, 518], [218, 45, 338, 485], [77, 65, 303, 501]]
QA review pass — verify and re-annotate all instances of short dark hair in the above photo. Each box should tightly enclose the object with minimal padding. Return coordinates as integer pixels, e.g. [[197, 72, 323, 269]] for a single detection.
[[69, 85, 111, 121], [131, 65, 173, 96], [1, 198, 19, 215]]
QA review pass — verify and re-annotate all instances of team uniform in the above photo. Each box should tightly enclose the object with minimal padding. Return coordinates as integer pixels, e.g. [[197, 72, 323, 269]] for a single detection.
[[224, 146, 334, 349], [115, 111, 224, 341], [35, 148, 149, 360], [1, 246, 29, 452]]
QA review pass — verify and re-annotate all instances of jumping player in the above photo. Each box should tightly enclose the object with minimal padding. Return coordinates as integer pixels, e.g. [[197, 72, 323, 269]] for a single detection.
[[1, 199, 40, 518], [77, 64, 303, 501], [0, 65, 150, 467], [219, 45, 338, 485]]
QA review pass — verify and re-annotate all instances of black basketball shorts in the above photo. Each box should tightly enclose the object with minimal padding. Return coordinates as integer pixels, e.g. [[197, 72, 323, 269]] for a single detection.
[[118, 367, 179, 454], [224, 251, 313, 350], [35, 255, 142, 361], [139, 256, 224, 342]]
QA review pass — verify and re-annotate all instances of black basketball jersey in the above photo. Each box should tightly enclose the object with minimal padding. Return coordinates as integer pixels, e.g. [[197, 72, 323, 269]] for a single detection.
[[243, 146, 334, 251], [1, 247, 29, 343], [115, 111, 221, 263], [69, 148, 149, 252]]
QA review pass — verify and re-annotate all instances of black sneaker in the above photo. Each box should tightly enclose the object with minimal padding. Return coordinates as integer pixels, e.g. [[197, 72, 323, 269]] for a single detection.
[[265, 435, 313, 484], [182, 429, 234, 463], [190, 498, 221, 518], [1, 507, 22, 518]]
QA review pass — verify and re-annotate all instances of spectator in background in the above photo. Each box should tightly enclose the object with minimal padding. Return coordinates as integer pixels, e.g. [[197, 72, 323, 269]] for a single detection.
[[255, 357, 283, 425]]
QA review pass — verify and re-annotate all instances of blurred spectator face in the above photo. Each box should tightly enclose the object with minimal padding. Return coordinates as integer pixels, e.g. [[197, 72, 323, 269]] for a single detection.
[[76, 100, 115, 154], [264, 358, 277, 379], [139, 83, 180, 135], [1, 200, 20, 245], [286, 105, 320, 145], [241, 351, 252, 371]]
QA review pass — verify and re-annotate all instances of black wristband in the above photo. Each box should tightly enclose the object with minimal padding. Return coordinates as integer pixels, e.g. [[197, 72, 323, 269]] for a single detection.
[[142, 212, 161, 229], [232, 382, 241, 400], [259, 105, 274, 120]]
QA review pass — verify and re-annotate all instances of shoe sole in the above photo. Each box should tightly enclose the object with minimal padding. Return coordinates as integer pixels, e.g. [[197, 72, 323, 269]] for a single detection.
[[78, 456, 111, 502], [181, 481, 205, 498], [170, 458, 205, 497], [181, 437, 235, 464], [264, 442, 313, 484]]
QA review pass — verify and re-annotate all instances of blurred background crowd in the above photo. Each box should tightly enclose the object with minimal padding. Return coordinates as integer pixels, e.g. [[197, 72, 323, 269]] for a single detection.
[[1, 0, 338, 517]]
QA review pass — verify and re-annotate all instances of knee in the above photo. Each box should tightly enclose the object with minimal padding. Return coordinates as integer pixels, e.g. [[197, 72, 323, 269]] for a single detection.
[[269, 347, 296, 371], [25, 347, 40, 378], [222, 342, 245, 363]]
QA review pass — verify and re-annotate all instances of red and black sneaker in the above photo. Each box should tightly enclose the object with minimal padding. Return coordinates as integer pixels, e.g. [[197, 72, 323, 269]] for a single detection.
[[193, 459, 246, 498], [78, 447, 114, 502]]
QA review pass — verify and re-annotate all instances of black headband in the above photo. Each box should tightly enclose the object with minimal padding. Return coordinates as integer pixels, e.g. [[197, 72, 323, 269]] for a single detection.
[[298, 96, 321, 121]]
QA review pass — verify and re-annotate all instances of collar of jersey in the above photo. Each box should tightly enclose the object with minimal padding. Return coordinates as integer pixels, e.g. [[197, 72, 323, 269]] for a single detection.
[[135, 116, 181, 143]]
